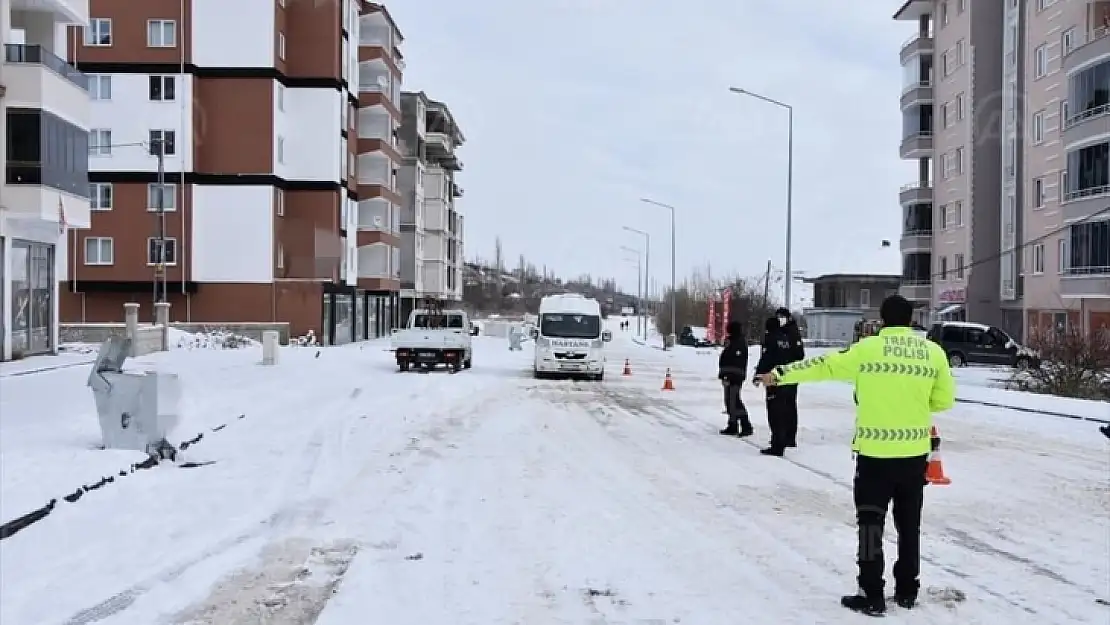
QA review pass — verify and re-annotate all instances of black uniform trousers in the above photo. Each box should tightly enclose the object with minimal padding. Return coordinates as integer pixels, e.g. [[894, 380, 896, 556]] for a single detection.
[[723, 381, 751, 431], [764, 386, 798, 448], [853, 453, 929, 599]]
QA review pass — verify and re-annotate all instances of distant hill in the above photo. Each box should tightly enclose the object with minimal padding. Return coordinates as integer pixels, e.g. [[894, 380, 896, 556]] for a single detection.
[[462, 261, 645, 316]]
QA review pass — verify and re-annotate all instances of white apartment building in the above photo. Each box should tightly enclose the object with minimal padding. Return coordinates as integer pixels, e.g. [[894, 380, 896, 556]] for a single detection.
[[0, 0, 91, 359], [61, 0, 406, 344], [397, 90, 464, 318]]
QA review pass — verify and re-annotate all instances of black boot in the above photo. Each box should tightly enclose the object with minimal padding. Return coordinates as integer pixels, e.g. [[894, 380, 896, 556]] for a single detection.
[[841, 592, 885, 616], [893, 593, 916, 609], [738, 426, 754, 437], [759, 447, 784, 456], [719, 426, 739, 435]]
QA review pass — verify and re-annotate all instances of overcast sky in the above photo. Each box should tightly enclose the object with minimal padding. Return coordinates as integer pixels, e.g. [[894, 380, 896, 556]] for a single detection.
[[388, 0, 913, 304]]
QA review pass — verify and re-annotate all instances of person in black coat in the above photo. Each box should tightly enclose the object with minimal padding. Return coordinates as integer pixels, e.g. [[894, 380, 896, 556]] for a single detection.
[[753, 313, 803, 455], [717, 321, 753, 437]]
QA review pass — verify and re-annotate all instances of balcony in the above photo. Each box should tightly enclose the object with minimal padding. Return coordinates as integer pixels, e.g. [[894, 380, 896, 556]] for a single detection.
[[10, 0, 87, 24], [1063, 24, 1110, 77], [900, 230, 933, 252], [899, 280, 932, 301], [1061, 103, 1110, 149], [1060, 267, 1110, 298], [900, 80, 932, 110], [357, 198, 392, 231], [900, 33, 933, 65], [899, 181, 932, 205], [1061, 185, 1110, 223], [424, 232, 447, 263], [424, 197, 447, 231], [3, 45, 89, 127], [899, 132, 932, 159], [425, 131, 453, 152]]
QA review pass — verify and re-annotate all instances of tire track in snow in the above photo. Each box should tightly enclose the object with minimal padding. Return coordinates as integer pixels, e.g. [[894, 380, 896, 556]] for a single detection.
[[628, 385, 1104, 618]]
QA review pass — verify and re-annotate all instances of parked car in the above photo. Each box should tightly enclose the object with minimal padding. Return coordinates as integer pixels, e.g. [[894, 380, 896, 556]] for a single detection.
[[678, 326, 713, 348], [926, 321, 1039, 368]]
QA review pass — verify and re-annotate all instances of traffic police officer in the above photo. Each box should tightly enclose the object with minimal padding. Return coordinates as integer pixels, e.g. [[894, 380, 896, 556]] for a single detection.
[[756, 295, 955, 616]]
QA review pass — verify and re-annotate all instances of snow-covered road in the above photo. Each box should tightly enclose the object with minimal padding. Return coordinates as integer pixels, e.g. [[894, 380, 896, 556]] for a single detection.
[[1, 324, 1107, 624]]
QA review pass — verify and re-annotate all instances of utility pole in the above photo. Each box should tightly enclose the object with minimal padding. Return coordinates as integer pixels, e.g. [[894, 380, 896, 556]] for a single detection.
[[151, 137, 168, 308], [761, 259, 772, 315]]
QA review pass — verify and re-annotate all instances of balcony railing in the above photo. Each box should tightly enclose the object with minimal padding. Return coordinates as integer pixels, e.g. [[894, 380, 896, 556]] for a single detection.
[[903, 228, 933, 236], [1064, 102, 1110, 129], [1064, 265, 1110, 276], [4, 44, 88, 91], [900, 279, 931, 286], [902, 32, 933, 48], [1065, 25, 1110, 58], [900, 80, 932, 95], [1063, 184, 1110, 202], [900, 181, 931, 192]]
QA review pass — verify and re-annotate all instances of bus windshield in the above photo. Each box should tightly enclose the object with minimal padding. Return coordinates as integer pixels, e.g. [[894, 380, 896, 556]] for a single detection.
[[540, 313, 601, 339]]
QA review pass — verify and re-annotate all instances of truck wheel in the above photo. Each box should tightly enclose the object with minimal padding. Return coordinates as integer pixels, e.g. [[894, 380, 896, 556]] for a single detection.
[[398, 361, 409, 372], [464, 357, 472, 369]]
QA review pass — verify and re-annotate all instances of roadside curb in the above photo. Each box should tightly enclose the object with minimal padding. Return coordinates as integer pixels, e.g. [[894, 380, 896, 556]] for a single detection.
[[954, 397, 1108, 424], [0, 414, 246, 541]]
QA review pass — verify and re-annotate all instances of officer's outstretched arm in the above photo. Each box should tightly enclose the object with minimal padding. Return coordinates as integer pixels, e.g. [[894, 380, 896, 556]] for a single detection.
[[773, 345, 862, 385], [929, 350, 957, 412]]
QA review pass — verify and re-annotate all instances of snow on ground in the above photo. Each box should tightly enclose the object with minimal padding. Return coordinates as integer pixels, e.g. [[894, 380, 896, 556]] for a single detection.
[[0, 321, 1106, 624]]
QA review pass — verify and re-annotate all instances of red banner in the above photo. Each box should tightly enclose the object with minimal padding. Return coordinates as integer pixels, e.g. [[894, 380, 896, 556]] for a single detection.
[[721, 288, 731, 342], [707, 298, 717, 343]]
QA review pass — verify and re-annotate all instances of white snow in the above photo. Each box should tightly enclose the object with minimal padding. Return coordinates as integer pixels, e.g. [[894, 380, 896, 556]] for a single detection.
[[0, 321, 1106, 624]]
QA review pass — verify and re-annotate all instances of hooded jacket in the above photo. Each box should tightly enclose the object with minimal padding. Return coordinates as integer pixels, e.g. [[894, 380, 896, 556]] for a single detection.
[[717, 321, 749, 382], [755, 316, 798, 375], [776, 308, 806, 362]]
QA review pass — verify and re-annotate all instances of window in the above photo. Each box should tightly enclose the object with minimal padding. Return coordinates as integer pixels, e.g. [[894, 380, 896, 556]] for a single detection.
[[1032, 110, 1044, 142], [951, 200, 963, 227], [149, 75, 175, 101], [1034, 45, 1047, 78], [277, 136, 285, 163], [278, 32, 286, 59], [957, 0, 965, 11], [147, 20, 176, 47], [1062, 28, 1075, 55], [941, 102, 950, 128], [1034, 177, 1045, 207], [1059, 169, 1068, 197], [954, 147, 964, 174], [89, 75, 111, 100], [956, 93, 965, 120], [276, 243, 284, 269], [147, 238, 178, 265], [89, 129, 112, 156], [938, 256, 948, 279], [277, 84, 285, 111], [1038, 0, 1056, 9], [147, 183, 176, 210], [89, 182, 112, 210], [1032, 243, 1045, 274], [84, 237, 113, 265], [943, 152, 957, 179], [955, 254, 965, 279], [940, 1, 948, 26], [1057, 238, 1069, 273], [85, 18, 111, 46], [148, 130, 176, 155], [1061, 99, 1069, 126], [859, 288, 871, 308], [956, 40, 965, 65], [275, 188, 284, 216]]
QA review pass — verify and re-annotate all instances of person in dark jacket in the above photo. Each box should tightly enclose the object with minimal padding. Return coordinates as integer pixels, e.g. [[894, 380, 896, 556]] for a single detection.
[[718, 321, 753, 437], [753, 315, 801, 455], [775, 307, 805, 447]]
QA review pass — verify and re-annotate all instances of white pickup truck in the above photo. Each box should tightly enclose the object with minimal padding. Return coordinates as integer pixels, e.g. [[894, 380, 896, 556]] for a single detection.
[[391, 309, 476, 372]]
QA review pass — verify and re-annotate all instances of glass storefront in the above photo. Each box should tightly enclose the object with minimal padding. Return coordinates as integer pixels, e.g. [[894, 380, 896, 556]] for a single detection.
[[334, 293, 353, 344], [9, 240, 54, 355], [355, 295, 366, 341]]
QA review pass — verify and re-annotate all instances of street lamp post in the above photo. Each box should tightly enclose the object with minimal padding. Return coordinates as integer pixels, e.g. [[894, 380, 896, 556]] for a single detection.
[[728, 86, 793, 310], [622, 225, 650, 342], [639, 198, 676, 349], [620, 245, 642, 336]]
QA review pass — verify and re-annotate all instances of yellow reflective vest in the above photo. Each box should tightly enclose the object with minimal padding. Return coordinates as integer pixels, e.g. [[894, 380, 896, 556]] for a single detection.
[[772, 326, 956, 458]]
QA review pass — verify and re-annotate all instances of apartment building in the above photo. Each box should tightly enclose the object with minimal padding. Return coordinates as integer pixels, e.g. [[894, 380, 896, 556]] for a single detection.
[[0, 0, 91, 359], [894, 0, 1005, 330], [396, 90, 464, 318], [60, 0, 406, 344], [1027, 0, 1110, 335]]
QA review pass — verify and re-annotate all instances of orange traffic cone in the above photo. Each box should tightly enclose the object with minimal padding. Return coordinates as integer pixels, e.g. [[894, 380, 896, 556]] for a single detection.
[[622, 358, 632, 376], [661, 368, 675, 391], [925, 425, 951, 485]]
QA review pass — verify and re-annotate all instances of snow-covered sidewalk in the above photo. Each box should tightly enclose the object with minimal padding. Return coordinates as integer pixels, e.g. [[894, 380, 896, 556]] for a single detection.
[[0, 324, 1107, 624]]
